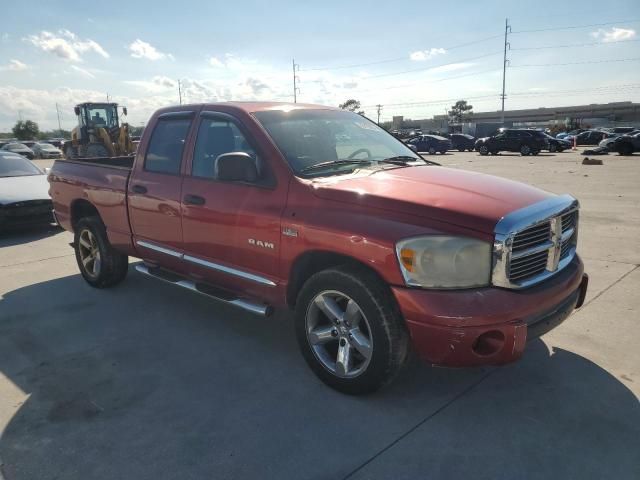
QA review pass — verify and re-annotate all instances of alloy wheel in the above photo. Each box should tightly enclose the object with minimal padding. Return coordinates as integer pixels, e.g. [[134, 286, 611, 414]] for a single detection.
[[78, 229, 101, 278], [305, 290, 373, 378]]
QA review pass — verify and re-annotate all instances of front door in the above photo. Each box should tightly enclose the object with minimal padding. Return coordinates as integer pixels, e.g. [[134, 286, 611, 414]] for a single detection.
[[180, 111, 287, 301]]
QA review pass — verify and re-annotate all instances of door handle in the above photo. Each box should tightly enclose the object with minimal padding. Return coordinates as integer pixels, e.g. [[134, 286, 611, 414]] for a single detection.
[[184, 194, 206, 206], [132, 184, 147, 194]]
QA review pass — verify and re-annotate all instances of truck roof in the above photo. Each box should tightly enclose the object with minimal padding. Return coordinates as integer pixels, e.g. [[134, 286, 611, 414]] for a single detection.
[[153, 101, 340, 116]]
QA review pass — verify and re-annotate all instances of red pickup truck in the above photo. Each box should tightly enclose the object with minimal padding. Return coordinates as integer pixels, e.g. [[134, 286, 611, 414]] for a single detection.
[[48, 102, 588, 394]]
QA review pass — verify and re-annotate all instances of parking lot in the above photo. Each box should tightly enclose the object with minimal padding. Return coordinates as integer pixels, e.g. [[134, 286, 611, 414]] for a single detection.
[[1, 149, 638, 479]]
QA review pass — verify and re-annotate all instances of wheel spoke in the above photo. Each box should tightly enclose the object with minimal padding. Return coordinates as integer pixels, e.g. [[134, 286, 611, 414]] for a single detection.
[[349, 328, 372, 360], [335, 341, 352, 376], [344, 299, 361, 327], [79, 237, 91, 250], [308, 325, 335, 345], [314, 295, 344, 323], [92, 254, 101, 275], [82, 255, 93, 267]]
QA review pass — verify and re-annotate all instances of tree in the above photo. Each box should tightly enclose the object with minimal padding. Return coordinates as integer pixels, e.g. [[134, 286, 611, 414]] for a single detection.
[[448, 100, 473, 124], [339, 99, 364, 115], [12, 120, 40, 140]]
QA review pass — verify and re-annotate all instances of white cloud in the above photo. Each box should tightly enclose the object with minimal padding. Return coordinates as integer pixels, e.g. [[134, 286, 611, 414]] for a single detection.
[[129, 39, 174, 61], [1, 59, 29, 71], [209, 56, 225, 68], [26, 30, 109, 62], [409, 48, 446, 61], [590, 27, 636, 42], [70, 65, 95, 78]]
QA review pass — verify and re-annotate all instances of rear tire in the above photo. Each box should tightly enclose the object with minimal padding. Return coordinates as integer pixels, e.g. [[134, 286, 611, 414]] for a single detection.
[[74, 217, 128, 288], [478, 145, 489, 156], [428, 146, 436, 155], [618, 143, 633, 156], [520, 144, 531, 156], [295, 265, 409, 395]]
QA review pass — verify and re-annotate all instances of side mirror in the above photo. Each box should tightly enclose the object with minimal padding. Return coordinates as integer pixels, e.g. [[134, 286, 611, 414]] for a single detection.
[[44, 167, 51, 174], [74, 106, 80, 116], [407, 144, 418, 152], [215, 152, 258, 182], [123, 107, 128, 116]]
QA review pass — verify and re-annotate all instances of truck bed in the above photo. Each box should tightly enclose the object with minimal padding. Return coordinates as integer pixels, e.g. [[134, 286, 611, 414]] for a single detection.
[[58, 155, 135, 169], [49, 156, 133, 246]]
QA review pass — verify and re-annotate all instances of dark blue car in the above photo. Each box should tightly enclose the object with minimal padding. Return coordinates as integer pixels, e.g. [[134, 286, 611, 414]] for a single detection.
[[406, 134, 452, 155]]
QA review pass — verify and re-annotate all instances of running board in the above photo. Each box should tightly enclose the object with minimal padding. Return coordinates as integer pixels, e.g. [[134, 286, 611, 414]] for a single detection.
[[134, 264, 273, 317]]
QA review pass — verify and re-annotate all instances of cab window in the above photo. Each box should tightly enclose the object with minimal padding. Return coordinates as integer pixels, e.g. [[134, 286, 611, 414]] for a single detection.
[[144, 118, 192, 174]]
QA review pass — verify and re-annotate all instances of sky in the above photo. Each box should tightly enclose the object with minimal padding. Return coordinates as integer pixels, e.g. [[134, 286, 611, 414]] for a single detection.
[[0, 0, 639, 130]]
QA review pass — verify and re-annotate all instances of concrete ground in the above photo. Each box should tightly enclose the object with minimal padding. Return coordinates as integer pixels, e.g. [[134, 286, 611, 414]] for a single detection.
[[0, 150, 638, 480]]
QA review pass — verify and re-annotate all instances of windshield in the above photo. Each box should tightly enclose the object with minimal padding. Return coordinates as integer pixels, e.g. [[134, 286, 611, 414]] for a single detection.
[[39, 143, 57, 150], [86, 105, 118, 129], [253, 109, 421, 176], [0, 155, 43, 177]]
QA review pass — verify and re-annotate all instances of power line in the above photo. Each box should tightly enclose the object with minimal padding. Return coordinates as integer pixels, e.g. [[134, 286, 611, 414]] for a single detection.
[[512, 38, 640, 50], [299, 33, 503, 72], [511, 57, 640, 67], [511, 19, 640, 34]]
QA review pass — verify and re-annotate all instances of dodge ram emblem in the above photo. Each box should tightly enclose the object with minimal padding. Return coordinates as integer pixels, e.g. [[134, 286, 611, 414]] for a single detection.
[[248, 238, 275, 250]]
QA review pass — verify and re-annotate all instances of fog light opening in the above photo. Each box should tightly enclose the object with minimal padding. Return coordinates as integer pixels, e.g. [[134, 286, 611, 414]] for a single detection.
[[472, 330, 505, 357]]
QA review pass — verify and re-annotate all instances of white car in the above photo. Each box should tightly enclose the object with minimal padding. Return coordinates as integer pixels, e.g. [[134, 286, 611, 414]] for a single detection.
[[32, 142, 63, 159], [0, 152, 55, 229]]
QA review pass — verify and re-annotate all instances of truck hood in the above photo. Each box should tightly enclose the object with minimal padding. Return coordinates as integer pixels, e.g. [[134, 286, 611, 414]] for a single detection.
[[310, 166, 553, 233], [0, 175, 50, 204]]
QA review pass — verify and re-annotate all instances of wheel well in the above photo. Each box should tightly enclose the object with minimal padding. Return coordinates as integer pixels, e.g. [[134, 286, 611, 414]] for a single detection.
[[286, 251, 387, 308], [70, 199, 101, 231]]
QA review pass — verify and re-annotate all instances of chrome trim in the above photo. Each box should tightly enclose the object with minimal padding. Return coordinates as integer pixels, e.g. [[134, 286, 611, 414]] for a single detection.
[[136, 240, 183, 258], [492, 194, 579, 289], [135, 264, 270, 316], [183, 254, 276, 287], [136, 240, 276, 287]]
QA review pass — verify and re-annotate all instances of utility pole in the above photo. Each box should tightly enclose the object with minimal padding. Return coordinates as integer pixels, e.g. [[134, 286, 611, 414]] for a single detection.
[[106, 92, 111, 103], [376, 104, 382, 124], [178, 79, 183, 105], [292, 59, 300, 103], [55, 103, 63, 136], [500, 18, 511, 125]]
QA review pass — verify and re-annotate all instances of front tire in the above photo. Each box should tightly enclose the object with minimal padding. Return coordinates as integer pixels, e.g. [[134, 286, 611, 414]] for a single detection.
[[618, 143, 633, 156], [74, 217, 128, 288], [295, 266, 409, 395], [549, 144, 557, 153], [478, 145, 489, 156], [520, 144, 531, 156], [428, 146, 436, 155]]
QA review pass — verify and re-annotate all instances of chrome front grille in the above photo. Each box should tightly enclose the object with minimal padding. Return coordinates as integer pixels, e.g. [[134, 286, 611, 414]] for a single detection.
[[492, 195, 579, 289]]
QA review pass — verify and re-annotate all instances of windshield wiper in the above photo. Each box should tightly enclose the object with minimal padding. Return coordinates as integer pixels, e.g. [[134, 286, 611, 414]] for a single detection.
[[379, 155, 440, 166], [300, 159, 371, 174]]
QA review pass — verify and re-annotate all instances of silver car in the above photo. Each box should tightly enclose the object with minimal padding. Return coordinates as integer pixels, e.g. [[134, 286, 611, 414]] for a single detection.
[[32, 142, 63, 159], [0, 152, 55, 229]]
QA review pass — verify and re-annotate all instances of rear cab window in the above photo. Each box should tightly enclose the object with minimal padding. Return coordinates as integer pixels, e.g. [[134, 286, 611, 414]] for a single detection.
[[144, 117, 192, 174]]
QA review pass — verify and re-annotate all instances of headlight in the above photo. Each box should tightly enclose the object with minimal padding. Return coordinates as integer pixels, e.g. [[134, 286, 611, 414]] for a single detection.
[[396, 236, 491, 288]]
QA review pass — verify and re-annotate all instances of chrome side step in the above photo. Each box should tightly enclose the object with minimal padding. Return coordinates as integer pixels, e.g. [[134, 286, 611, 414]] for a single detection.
[[135, 264, 273, 317]]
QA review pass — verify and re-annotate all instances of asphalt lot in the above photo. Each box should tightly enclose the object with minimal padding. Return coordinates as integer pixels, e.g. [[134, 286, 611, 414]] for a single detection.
[[1, 149, 639, 480]]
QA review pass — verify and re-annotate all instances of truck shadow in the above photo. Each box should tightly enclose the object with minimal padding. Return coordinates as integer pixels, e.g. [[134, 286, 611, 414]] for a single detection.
[[0, 269, 637, 479]]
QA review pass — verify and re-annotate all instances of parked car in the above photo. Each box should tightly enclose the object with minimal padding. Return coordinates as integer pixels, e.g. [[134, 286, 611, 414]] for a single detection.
[[48, 102, 588, 395], [1, 142, 35, 159], [46, 138, 66, 149], [0, 152, 55, 229], [612, 132, 640, 155], [406, 134, 451, 154], [450, 133, 476, 152], [565, 130, 610, 146], [541, 132, 571, 152], [475, 129, 547, 156], [21, 140, 38, 149], [32, 142, 64, 159], [556, 129, 586, 139]]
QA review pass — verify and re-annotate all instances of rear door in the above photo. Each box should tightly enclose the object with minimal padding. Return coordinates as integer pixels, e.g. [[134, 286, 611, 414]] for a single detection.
[[128, 111, 196, 270], [180, 110, 287, 300]]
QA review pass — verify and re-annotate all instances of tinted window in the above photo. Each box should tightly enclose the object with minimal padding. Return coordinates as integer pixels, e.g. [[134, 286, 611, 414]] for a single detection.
[[192, 118, 256, 179], [144, 118, 192, 174]]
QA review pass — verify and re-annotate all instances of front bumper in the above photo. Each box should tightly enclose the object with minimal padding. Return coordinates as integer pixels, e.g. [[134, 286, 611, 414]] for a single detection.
[[392, 256, 587, 367]]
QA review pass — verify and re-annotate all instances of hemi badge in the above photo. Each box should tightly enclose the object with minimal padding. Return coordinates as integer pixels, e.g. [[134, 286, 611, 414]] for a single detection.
[[282, 227, 298, 238]]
